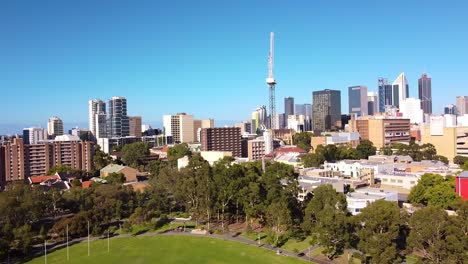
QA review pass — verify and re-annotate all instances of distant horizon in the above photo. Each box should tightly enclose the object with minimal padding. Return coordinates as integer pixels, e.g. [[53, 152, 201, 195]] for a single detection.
[[0, 120, 243, 136]]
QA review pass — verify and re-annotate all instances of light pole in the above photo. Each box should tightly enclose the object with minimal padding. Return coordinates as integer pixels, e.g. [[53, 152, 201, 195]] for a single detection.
[[44, 240, 47, 264], [107, 229, 110, 253], [87, 221, 90, 257]]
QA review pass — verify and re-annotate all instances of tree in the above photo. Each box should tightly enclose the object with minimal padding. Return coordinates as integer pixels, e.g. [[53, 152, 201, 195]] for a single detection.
[[302, 185, 349, 259], [212, 158, 244, 231], [354, 200, 404, 264], [408, 173, 460, 209], [453, 155, 468, 166], [356, 140, 377, 159], [121, 142, 150, 168], [300, 153, 325, 167], [380, 147, 393, 155], [293, 132, 313, 152], [315, 145, 338, 162], [464, 160, 468, 171], [408, 207, 467, 264], [93, 145, 113, 170], [420, 143, 437, 160], [146, 160, 165, 179], [106, 172, 126, 184], [336, 145, 359, 160], [167, 143, 191, 162], [266, 200, 292, 247], [433, 155, 449, 165]]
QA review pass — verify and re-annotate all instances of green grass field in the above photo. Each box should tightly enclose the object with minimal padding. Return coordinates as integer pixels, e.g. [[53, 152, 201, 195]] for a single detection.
[[27, 235, 307, 264]]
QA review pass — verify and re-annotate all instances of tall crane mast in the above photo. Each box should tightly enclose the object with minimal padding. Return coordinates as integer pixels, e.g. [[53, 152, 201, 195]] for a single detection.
[[266, 32, 277, 129]]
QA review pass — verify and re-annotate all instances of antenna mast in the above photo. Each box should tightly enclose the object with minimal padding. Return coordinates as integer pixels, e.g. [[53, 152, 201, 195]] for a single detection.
[[266, 32, 277, 129]]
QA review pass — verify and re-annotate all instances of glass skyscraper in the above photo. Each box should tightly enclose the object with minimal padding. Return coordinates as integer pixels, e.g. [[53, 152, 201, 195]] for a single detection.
[[107, 96, 129, 138], [378, 78, 393, 113], [348, 85, 368, 117], [418, 73, 432, 114], [312, 89, 341, 132]]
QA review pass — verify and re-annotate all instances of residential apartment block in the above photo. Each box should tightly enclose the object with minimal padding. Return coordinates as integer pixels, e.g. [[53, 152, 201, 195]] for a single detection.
[[163, 113, 194, 143], [200, 127, 241, 157], [0, 136, 94, 187]]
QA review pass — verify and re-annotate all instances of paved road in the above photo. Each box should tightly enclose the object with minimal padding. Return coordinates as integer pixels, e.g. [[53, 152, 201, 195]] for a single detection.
[[34, 228, 331, 264]]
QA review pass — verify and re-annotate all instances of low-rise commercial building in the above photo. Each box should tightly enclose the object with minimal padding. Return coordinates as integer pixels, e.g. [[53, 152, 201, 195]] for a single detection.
[[346, 187, 398, 215], [351, 116, 411, 148], [420, 121, 468, 162], [311, 132, 360, 150]]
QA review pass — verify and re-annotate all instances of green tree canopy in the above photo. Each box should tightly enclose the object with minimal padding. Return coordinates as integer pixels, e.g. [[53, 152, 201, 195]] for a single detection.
[[453, 155, 468, 166], [106, 172, 126, 184], [354, 200, 404, 264], [408, 207, 467, 264], [167, 143, 192, 162], [356, 140, 377, 159], [293, 132, 313, 152], [302, 185, 349, 259], [121, 142, 150, 168], [408, 173, 460, 209]]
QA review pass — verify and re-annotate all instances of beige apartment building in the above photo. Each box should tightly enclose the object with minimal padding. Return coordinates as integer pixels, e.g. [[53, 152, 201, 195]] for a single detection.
[[163, 113, 194, 143], [352, 117, 411, 148]]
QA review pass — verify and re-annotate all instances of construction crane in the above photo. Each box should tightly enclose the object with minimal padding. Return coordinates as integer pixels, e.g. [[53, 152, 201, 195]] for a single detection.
[[266, 32, 277, 129]]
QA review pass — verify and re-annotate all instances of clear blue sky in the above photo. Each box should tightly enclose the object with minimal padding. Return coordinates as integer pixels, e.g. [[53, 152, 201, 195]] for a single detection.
[[1, 0, 468, 134]]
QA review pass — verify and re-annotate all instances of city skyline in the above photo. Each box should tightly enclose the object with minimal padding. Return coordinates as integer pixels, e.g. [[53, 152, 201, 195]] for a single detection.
[[2, 1, 468, 134]]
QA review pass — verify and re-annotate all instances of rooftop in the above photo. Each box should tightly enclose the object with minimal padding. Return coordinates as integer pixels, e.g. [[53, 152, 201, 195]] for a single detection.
[[459, 171, 468, 178], [101, 164, 126, 173], [28, 175, 61, 184]]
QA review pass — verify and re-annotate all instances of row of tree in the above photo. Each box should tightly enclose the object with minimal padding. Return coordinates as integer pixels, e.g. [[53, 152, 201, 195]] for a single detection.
[[300, 140, 377, 167], [0, 143, 466, 263]]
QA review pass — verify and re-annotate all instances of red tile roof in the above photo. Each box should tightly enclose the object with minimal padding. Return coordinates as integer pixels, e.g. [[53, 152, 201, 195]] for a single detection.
[[29, 175, 61, 184], [275, 146, 307, 154], [81, 181, 93, 189]]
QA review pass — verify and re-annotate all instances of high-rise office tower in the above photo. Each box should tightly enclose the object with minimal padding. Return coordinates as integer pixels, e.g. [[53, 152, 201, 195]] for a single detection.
[[456, 96, 468, 115], [284, 97, 294, 117], [47, 116, 64, 137], [367, 92, 378, 116], [418, 73, 432, 114], [294, 104, 306, 116], [163, 113, 194, 143], [445, 104, 457, 115], [312, 89, 341, 132], [392, 72, 409, 108], [22, 127, 46, 145], [107, 97, 129, 138], [88, 99, 106, 136], [129, 116, 142, 138], [348, 86, 368, 117], [378, 78, 393, 112], [295, 104, 312, 131]]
